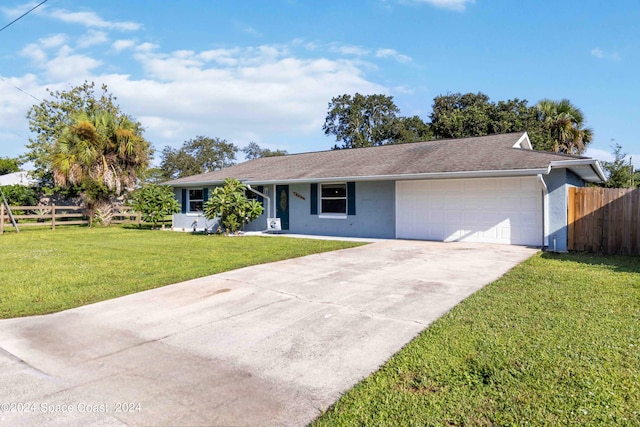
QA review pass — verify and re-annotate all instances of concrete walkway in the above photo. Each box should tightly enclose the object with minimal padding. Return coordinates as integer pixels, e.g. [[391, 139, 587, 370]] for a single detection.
[[0, 240, 538, 426]]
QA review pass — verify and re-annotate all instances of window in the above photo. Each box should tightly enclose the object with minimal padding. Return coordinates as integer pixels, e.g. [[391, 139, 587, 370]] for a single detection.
[[188, 189, 203, 212], [245, 186, 263, 203], [321, 183, 347, 214]]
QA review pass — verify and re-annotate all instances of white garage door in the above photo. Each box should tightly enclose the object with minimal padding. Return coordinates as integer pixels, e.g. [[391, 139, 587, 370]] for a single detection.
[[396, 177, 542, 246]]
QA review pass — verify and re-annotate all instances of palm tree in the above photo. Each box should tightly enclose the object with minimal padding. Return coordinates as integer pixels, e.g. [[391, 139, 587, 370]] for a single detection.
[[52, 110, 151, 225], [537, 99, 593, 155]]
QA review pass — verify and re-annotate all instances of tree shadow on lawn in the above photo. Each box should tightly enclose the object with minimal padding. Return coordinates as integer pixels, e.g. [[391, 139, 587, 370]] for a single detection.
[[540, 251, 640, 275]]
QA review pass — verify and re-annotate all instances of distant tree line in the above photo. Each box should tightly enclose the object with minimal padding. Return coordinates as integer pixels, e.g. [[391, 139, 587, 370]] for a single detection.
[[323, 92, 593, 155], [157, 138, 287, 180]]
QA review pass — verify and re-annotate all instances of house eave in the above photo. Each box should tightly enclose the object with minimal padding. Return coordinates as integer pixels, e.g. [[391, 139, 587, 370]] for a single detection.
[[166, 168, 551, 187], [549, 159, 607, 183]]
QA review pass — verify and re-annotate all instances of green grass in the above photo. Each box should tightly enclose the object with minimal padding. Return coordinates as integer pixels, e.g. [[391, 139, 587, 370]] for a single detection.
[[0, 226, 364, 318], [312, 253, 640, 426]]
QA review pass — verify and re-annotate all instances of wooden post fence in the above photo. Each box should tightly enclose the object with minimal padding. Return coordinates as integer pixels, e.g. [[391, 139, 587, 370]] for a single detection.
[[568, 187, 640, 255], [0, 205, 142, 234]]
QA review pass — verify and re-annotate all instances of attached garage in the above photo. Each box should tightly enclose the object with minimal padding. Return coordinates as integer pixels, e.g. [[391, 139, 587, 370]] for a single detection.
[[396, 177, 543, 246]]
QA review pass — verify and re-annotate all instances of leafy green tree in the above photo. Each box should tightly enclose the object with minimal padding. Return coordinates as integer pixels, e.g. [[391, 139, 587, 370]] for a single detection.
[[428, 92, 575, 152], [160, 136, 237, 179], [130, 184, 180, 229], [139, 167, 166, 185], [537, 99, 593, 155], [601, 143, 636, 188], [51, 109, 151, 225], [323, 93, 401, 148], [391, 116, 433, 143], [26, 81, 127, 186], [203, 178, 264, 234], [0, 184, 38, 207], [430, 92, 494, 139], [0, 157, 22, 175], [241, 142, 288, 160]]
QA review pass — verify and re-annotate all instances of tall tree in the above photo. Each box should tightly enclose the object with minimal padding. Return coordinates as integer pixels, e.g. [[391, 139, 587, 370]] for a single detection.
[[51, 109, 151, 225], [26, 81, 123, 185], [537, 99, 593, 155], [160, 136, 237, 179], [241, 142, 288, 160], [391, 116, 433, 143], [323, 93, 401, 149], [601, 143, 636, 188], [429, 92, 566, 151], [0, 157, 22, 175], [430, 92, 494, 139]]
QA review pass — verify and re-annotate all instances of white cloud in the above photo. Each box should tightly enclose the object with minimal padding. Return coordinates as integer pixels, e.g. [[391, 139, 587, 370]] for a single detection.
[[591, 48, 604, 59], [586, 147, 640, 169], [585, 147, 614, 163], [591, 47, 620, 61], [48, 9, 142, 31], [0, 74, 47, 146], [3, 39, 387, 157], [329, 43, 370, 56], [77, 30, 109, 48], [113, 39, 136, 51], [20, 43, 47, 62], [242, 25, 263, 37], [1, 2, 45, 19], [45, 52, 102, 81], [376, 48, 412, 63], [406, 0, 474, 11], [136, 42, 159, 52], [19, 34, 67, 63]]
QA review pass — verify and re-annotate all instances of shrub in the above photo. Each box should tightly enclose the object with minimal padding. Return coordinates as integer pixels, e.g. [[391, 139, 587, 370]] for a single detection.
[[203, 178, 263, 234]]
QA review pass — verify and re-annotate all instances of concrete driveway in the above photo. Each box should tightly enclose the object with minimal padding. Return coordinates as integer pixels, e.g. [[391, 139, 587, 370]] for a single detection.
[[0, 240, 537, 426]]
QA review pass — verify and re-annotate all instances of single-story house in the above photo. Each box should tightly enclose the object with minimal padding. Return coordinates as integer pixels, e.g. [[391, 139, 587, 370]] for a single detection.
[[165, 132, 605, 252]]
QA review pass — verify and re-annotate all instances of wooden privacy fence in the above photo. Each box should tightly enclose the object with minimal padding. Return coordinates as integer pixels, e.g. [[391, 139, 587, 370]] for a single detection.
[[568, 187, 640, 255], [0, 205, 141, 233]]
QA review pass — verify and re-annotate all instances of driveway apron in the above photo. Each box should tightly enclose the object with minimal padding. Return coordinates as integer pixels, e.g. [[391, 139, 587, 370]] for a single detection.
[[0, 240, 538, 426]]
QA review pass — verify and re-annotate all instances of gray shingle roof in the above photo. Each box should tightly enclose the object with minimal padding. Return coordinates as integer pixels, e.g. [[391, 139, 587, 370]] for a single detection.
[[165, 132, 596, 185]]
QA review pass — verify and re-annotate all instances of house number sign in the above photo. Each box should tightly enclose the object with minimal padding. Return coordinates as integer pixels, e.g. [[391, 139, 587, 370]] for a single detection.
[[293, 192, 306, 200]]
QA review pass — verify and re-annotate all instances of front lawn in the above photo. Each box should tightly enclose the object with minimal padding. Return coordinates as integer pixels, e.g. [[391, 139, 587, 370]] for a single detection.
[[0, 226, 364, 318], [312, 253, 640, 426]]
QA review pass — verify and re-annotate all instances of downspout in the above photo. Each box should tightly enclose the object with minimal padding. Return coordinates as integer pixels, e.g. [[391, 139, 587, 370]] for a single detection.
[[246, 184, 271, 232], [537, 174, 549, 250]]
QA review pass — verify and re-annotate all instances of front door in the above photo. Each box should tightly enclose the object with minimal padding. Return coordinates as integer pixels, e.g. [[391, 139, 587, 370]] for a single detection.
[[275, 185, 289, 230]]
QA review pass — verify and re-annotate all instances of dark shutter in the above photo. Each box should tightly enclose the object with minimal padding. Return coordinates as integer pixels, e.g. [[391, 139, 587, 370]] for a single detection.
[[181, 189, 187, 214], [347, 182, 356, 215], [257, 186, 264, 204], [203, 188, 209, 202], [310, 183, 318, 215]]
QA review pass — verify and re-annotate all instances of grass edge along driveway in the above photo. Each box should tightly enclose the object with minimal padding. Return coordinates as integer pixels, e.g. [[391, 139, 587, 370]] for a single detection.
[[0, 226, 364, 318], [312, 252, 640, 427]]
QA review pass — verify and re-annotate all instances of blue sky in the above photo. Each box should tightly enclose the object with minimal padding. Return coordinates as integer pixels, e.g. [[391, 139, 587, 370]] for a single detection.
[[1, 0, 639, 167]]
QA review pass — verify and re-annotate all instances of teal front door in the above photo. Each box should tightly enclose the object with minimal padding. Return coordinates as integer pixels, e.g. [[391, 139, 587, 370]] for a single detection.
[[275, 185, 289, 230]]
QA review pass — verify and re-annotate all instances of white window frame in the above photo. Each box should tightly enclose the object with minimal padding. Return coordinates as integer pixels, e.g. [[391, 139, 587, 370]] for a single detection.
[[188, 189, 204, 214], [319, 182, 347, 219]]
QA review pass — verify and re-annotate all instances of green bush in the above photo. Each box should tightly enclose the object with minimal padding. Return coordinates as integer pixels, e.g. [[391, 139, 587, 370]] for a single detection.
[[203, 178, 263, 234], [130, 184, 180, 228], [1, 185, 38, 207]]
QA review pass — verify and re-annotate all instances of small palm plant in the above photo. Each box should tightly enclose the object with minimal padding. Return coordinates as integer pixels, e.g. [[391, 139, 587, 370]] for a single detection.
[[203, 178, 264, 234]]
